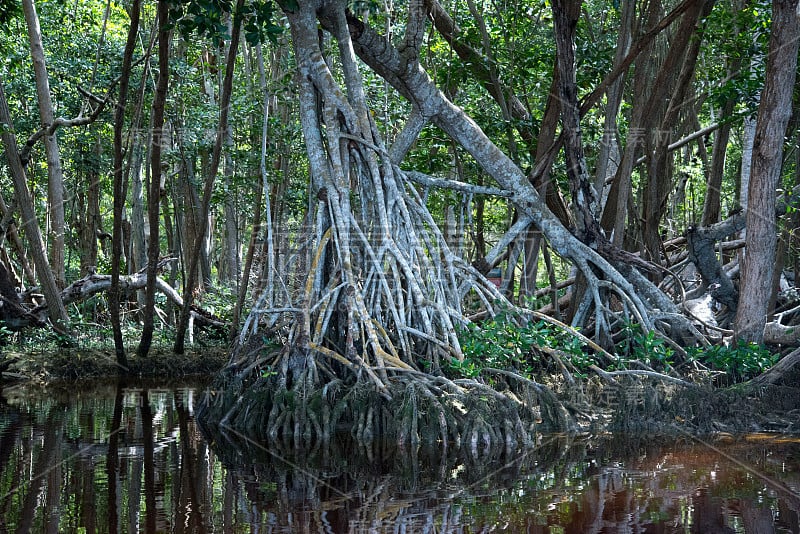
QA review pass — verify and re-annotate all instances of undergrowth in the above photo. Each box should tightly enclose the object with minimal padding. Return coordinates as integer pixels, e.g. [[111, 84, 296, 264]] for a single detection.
[[452, 311, 591, 379], [451, 311, 780, 386]]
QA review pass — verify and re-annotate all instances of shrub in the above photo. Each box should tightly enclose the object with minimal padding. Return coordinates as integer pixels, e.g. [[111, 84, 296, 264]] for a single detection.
[[451, 310, 592, 378], [686, 341, 778, 383]]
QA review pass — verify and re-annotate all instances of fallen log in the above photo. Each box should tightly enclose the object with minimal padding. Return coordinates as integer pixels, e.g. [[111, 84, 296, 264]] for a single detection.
[[1, 264, 226, 337], [748, 345, 800, 387], [57, 272, 226, 332]]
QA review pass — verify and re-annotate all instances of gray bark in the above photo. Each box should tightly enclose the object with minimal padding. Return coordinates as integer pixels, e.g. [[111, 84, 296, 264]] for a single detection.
[[593, 0, 633, 207], [174, 0, 244, 353], [220, 122, 240, 285], [129, 140, 148, 276], [739, 115, 757, 210], [331, 7, 655, 330], [553, 0, 600, 244], [22, 0, 66, 289], [0, 78, 70, 331], [735, 0, 800, 343]]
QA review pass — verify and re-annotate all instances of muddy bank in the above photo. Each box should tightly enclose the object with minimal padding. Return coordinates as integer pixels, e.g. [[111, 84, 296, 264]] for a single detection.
[[2, 343, 798, 440], [0, 345, 229, 383]]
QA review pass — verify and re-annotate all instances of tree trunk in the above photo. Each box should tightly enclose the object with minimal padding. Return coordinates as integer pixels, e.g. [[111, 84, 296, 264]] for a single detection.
[[641, 0, 714, 264], [76, 137, 101, 278], [600, 0, 662, 247], [739, 115, 757, 209], [0, 79, 70, 332], [129, 137, 148, 277], [593, 0, 633, 208], [735, 0, 800, 343], [701, 74, 739, 226], [520, 62, 563, 299], [110, 0, 141, 369], [138, 0, 171, 358], [173, 0, 245, 354], [220, 122, 240, 285], [175, 153, 201, 285], [553, 0, 601, 245], [126, 37, 152, 284], [22, 0, 66, 290]]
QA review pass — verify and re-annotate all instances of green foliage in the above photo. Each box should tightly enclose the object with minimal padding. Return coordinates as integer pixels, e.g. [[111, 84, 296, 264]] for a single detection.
[[615, 321, 674, 370], [197, 285, 236, 322], [703, 0, 771, 113], [170, 0, 234, 40], [451, 309, 592, 378], [0, 0, 19, 31], [241, 0, 283, 45], [168, 0, 283, 45], [686, 341, 778, 383], [0, 323, 12, 346], [49, 328, 77, 349]]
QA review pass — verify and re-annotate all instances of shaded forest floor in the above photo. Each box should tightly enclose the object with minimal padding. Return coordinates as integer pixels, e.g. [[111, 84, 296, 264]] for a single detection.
[[0, 344, 229, 383]]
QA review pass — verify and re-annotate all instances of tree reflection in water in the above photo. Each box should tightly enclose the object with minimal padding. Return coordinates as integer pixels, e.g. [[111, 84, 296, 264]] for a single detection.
[[0, 381, 796, 532]]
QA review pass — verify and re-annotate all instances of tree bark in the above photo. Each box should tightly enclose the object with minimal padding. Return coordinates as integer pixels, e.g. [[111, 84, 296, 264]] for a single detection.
[[129, 136, 148, 277], [600, 0, 662, 247], [220, 121, 240, 285], [138, 0, 171, 358], [735, 0, 800, 343], [520, 63, 562, 299], [110, 0, 141, 369], [641, 0, 714, 263], [739, 115, 757, 209], [686, 215, 744, 310], [553, 0, 601, 245], [175, 153, 203, 285], [701, 83, 739, 226], [593, 0, 633, 207], [173, 0, 244, 354], [22, 0, 66, 289], [0, 78, 70, 332]]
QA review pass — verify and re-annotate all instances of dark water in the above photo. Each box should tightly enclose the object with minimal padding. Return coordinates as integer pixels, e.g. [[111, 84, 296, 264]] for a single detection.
[[0, 380, 798, 533]]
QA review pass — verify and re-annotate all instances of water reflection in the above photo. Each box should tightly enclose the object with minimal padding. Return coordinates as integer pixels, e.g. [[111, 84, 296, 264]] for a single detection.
[[0, 380, 797, 532]]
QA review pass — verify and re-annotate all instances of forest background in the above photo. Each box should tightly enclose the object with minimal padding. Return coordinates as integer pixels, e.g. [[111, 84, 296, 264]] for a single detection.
[[0, 0, 799, 411]]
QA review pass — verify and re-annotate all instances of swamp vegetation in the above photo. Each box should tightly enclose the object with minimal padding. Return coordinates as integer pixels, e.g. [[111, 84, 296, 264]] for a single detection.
[[0, 381, 798, 532], [0, 0, 799, 455]]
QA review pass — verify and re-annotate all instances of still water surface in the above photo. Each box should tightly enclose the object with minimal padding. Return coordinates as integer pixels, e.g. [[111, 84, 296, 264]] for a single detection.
[[0, 379, 798, 532]]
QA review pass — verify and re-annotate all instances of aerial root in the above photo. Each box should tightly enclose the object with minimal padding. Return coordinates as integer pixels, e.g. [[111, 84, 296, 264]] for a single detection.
[[200, 368, 559, 454]]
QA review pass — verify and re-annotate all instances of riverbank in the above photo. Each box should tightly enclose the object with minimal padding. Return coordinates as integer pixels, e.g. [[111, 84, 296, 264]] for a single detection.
[[0, 344, 229, 383], [2, 341, 799, 439]]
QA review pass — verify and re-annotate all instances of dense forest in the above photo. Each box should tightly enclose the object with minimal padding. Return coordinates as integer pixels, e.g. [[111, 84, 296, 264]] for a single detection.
[[1, 0, 799, 443]]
